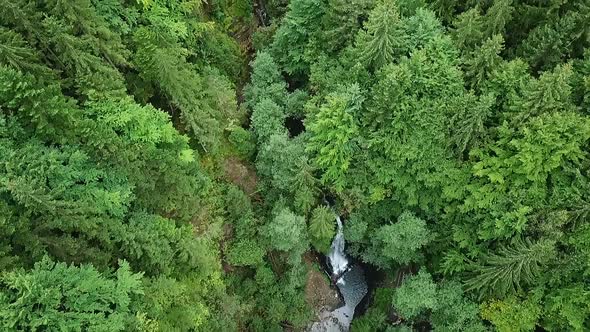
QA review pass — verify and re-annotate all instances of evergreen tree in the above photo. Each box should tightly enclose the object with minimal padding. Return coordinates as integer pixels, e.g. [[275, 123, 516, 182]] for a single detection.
[[451, 8, 484, 51], [264, 208, 309, 265], [357, 0, 401, 70], [271, 0, 325, 74], [465, 238, 556, 298], [308, 206, 336, 253], [392, 270, 438, 319], [365, 211, 431, 267], [464, 34, 504, 90], [482, 0, 514, 38], [251, 99, 287, 143], [307, 84, 363, 191], [0, 257, 142, 331]]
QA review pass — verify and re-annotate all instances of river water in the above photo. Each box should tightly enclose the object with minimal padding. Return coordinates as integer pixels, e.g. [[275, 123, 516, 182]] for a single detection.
[[310, 216, 368, 332]]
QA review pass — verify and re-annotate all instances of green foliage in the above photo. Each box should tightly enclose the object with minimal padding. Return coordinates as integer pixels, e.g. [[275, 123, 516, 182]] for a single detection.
[[517, 9, 588, 71], [264, 208, 309, 264], [465, 238, 556, 299], [224, 185, 253, 223], [365, 211, 431, 268], [358, 0, 401, 70], [251, 98, 287, 143], [307, 84, 363, 191], [228, 126, 256, 160], [0, 256, 142, 331], [363, 36, 463, 213], [226, 240, 265, 266], [136, 275, 227, 332], [512, 64, 575, 123], [308, 206, 336, 253], [452, 8, 484, 50], [482, 0, 514, 37], [121, 213, 210, 277], [357, 2, 444, 71], [392, 271, 486, 330], [271, 0, 325, 74], [256, 133, 318, 213], [449, 92, 495, 157], [318, 0, 374, 54], [4, 0, 590, 329], [392, 270, 438, 319], [255, 0, 590, 329], [543, 284, 590, 331], [0, 0, 129, 99], [466, 111, 590, 239], [244, 51, 287, 109], [431, 282, 487, 331], [481, 295, 542, 332], [0, 0, 248, 328], [464, 34, 504, 90]]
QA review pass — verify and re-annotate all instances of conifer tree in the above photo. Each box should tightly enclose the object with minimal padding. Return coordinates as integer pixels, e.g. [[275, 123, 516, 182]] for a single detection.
[[0, 257, 142, 331], [465, 238, 556, 298], [308, 206, 336, 253], [307, 85, 363, 191], [358, 0, 401, 70]]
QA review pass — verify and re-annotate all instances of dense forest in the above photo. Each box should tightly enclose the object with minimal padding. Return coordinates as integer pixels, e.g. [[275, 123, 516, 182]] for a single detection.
[[0, 0, 589, 331]]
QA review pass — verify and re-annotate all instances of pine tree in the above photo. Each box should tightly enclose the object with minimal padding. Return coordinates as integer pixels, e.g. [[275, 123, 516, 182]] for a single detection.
[[511, 64, 575, 124], [250, 99, 287, 143], [464, 34, 504, 90], [398, 8, 444, 55], [482, 0, 514, 37], [358, 0, 401, 70], [318, 0, 373, 53], [308, 206, 336, 254], [450, 93, 494, 157], [0, 257, 142, 331], [307, 84, 363, 191], [0, 28, 50, 77], [518, 9, 589, 71], [243, 51, 287, 109], [451, 8, 484, 51], [271, 0, 326, 74], [465, 238, 556, 298]]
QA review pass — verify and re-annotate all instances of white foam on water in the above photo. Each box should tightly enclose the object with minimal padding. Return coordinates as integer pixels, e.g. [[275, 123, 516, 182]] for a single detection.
[[310, 215, 368, 332], [327, 216, 349, 284]]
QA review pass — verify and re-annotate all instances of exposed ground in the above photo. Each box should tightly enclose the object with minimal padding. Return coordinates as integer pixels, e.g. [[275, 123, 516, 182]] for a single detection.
[[304, 253, 341, 315]]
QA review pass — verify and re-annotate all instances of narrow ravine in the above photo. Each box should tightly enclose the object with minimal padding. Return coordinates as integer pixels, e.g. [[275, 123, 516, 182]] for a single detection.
[[310, 216, 368, 331]]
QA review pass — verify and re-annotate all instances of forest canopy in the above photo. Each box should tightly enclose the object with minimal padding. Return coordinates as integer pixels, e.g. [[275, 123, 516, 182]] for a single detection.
[[1, 0, 590, 331]]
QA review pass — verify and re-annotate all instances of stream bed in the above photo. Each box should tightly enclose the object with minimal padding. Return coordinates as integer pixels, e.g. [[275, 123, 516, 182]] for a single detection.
[[309, 216, 368, 332]]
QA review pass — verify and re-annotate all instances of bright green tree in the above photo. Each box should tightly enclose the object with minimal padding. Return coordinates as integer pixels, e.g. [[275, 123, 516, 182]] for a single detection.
[[392, 270, 438, 319], [481, 295, 542, 332], [0, 257, 142, 331], [365, 211, 431, 268], [465, 238, 556, 298], [264, 208, 309, 264], [307, 85, 362, 191], [308, 206, 336, 253]]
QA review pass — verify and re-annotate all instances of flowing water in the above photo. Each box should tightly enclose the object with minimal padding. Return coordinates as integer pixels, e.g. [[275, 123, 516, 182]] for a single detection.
[[310, 215, 368, 332], [328, 217, 349, 284]]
